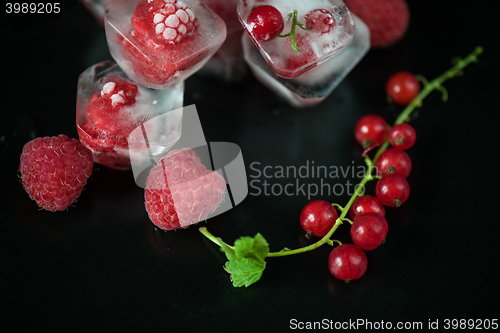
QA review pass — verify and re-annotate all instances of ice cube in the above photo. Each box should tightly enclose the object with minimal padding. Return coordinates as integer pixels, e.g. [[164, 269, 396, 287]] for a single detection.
[[81, 0, 112, 25], [76, 60, 184, 170], [237, 0, 356, 79], [242, 15, 369, 108], [104, 0, 227, 89], [198, 0, 248, 81]]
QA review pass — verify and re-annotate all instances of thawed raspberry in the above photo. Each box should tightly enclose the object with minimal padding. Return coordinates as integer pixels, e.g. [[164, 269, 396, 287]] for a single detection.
[[144, 148, 226, 230], [19, 135, 94, 211], [132, 0, 197, 47]]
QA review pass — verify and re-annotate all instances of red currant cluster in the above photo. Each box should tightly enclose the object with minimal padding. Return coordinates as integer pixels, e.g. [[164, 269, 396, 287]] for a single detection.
[[300, 71, 420, 282], [199, 46, 482, 288]]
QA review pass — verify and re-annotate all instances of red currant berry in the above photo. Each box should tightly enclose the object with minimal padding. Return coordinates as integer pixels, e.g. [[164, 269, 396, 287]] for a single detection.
[[388, 123, 417, 150], [299, 200, 338, 238], [328, 244, 367, 282], [385, 71, 420, 106], [349, 195, 385, 221], [375, 148, 412, 178], [354, 114, 389, 149], [375, 173, 410, 207], [350, 213, 388, 251], [246, 5, 284, 42], [305, 9, 335, 34]]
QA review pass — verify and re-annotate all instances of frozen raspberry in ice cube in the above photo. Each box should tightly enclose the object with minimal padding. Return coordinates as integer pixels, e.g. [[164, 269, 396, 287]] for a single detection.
[[84, 76, 140, 141], [104, 0, 226, 89], [76, 61, 184, 170], [131, 0, 197, 46]]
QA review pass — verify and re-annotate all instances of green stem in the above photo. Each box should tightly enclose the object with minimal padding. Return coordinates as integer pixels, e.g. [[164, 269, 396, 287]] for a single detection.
[[394, 46, 483, 125], [277, 9, 311, 52], [199, 227, 233, 250]]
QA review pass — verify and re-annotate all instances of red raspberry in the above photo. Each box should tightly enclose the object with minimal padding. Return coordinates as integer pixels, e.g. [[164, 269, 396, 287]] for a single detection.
[[19, 135, 94, 211], [132, 0, 197, 47], [144, 148, 226, 230], [344, 0, 410, 48], [78, 76, 140, 169], [118, 0, 205, 87], [83, 76, 139, 141]]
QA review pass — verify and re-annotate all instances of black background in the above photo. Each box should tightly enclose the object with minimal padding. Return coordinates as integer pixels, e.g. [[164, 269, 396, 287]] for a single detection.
[[1, 0, 499, 332]]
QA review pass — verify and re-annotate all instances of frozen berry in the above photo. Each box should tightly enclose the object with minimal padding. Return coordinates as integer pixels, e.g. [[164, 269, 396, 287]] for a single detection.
[[246, 5, 284, 42], [84, 76, 140, 140], [19, 135, 94, 211], [132, 0, 197, 46], [305, 8, 335, 34]]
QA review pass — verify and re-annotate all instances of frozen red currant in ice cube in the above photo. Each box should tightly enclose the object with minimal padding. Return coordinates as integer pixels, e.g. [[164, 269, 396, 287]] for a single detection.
[[246, 5, 284, 42], [104, 0, 226, 89], [237, 0, 356, 79]]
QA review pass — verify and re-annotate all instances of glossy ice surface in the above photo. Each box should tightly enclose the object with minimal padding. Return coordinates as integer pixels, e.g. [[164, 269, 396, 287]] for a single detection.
[[81, 0, 112, 25], [76, 61, 184, 170], [237, 0, 356, 79], [199, 0, 247, 81], [104, 0, 227, 89], [242, 15, 369, 108]]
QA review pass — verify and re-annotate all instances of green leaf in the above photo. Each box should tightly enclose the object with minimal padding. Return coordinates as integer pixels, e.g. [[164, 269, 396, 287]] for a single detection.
[[219, 233, 269, 287]]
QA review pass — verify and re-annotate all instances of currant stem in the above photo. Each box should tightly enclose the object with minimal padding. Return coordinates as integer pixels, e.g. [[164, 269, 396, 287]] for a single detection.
[[394, 46, 483, 125], [331, 203, 344, 212], [199, 227, 234, 250], [277, 9, 310, 52]]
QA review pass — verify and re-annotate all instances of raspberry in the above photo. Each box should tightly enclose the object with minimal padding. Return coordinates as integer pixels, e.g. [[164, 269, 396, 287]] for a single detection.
[[144, 148, 226, 230], [19, 135, 94, 211], [344, 0, 410, 48], [78, 76, 140, 169], [117, 0, 204, 87], [83, 76, 139, 142], [132, 0, 197, 47]]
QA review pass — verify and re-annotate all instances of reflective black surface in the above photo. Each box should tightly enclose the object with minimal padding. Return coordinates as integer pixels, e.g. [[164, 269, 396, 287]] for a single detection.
[[2, 1, 499, 331]]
